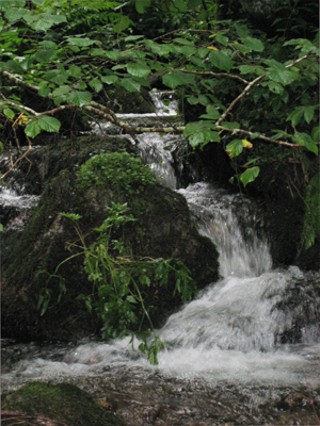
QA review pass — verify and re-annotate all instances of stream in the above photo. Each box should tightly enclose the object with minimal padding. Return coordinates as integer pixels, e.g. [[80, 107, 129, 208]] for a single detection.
[[1, 92, 320, 425]]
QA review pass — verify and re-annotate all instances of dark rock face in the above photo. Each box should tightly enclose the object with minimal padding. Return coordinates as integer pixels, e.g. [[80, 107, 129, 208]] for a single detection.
[[1, 136, 219, 341]]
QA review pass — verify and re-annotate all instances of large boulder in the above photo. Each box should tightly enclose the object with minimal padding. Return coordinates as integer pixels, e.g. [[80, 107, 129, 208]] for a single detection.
[[1, 136, 219, 341]]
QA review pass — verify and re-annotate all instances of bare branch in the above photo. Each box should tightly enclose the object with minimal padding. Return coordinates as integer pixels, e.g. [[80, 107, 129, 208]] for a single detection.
[[216, 54, 310, 126], [217, 125, 301, 148], [178, 69, 249, 84]]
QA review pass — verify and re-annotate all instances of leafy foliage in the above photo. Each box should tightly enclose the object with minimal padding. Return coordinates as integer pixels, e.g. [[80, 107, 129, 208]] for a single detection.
[[37, 203, 196, 364], [0, 0, 318, 251]]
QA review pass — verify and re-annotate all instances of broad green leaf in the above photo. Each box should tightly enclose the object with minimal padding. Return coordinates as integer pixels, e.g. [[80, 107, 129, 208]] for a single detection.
[[0, 223, 3, 232], [240, 167, 260, 187], [184, 121, 220, 148], [220, 121, 240, 130], [52, 85, 71, 98], [0, 0, 25, 9], [25, 115, 61, 137], [112, 15, 132, 33], [293, 132, 318, 155], [304, 106, 316, 124], [37, 115, 61, 133], [239, 65, 264, 75], [3, 108, 15, 119], [135, 0, 151, 13], [215, 34, 229, 46], [144, 40, 173, 57], [200, 105, 220, 120], [25, 120, 42, 138], [287, 107, 304, 126], [283, 38, 318, 55], [241, 36, 264, 52], [209, 51, 233, 71], [162, 71, 195, 89], [66, 37, 101, 47], [5, 8, 26, 23], [35, 48, 57, 62], [68, 91, 92, 107], [265, 59, 299, 86], [24, 13, 67, 32], [101, 75, 118, 85], [187, 95, 209, 106], [89, 79, 103, 93], [126, 62, 151, 78], [226, 139, 243, 158], [120, 78, 141, 93]]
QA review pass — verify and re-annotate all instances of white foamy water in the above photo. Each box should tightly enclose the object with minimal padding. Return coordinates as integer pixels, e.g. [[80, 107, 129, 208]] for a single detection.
[[0, 186, 39, 209], [1, 92, 319, 397]]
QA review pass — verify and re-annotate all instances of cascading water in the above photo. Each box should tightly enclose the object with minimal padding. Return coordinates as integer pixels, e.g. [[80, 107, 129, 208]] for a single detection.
[[1, 91, 319, 423]]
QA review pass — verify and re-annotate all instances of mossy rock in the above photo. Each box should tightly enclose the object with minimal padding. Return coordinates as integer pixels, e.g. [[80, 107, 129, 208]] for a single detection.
[[1, 382, 122, 426], [1, 137, 219, 341]]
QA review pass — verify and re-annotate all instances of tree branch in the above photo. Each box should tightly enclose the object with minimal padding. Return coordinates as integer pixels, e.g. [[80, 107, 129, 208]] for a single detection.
[[216, 54, 310, 126], [178, 68, 249, 84]]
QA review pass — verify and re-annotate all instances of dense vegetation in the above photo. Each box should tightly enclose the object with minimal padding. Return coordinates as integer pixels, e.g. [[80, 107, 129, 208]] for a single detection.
[[0, 0, 319, 364]]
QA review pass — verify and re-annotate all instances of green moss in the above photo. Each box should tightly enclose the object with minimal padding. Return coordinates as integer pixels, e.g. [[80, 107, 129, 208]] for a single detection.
[[77, 151, 156, 193], [2, 382, 122, 426]]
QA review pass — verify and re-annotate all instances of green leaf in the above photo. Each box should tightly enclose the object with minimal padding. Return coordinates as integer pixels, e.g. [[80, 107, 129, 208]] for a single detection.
[[184, 121, 220, 149], [24, 13, 67, 32], [200, 105, 220, 120], [239, 65, 264, 75], [135, 0, 151, 13], [68, 91, 92, 107], [287, 107, 304, 126], [220, 121, 240, 130], [126, 62, 151, 78], [209, 51, 233, 71], [241, 36, 264, 52], [112, 15, 132, 33], [162, 71, 195, 89], [0, 223, 4, 232], [66, 37, 101, 47], [0, 0, 25, 9], [304, 106, 316, 124], [265, 59, 299, 86], [292, 132, 318, 155], [226, 139, 243, 158], [240, 167, 260, 187], [25, 115, 61, 138], [101, 75, 118, 85], [5, 8, 26, 23], [25, 120, 42, 138], [3, 108, 15, 119], [120, 78, 141, 93], [37, 115, 61, 133], [89, 79, 103, 93]]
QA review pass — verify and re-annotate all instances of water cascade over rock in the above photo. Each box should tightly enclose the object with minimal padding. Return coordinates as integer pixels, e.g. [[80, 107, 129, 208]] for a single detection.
[[1, 91, 319, 425]]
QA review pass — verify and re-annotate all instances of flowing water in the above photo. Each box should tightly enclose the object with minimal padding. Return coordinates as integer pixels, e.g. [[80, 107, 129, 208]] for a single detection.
[[1, 93, 320, 424]]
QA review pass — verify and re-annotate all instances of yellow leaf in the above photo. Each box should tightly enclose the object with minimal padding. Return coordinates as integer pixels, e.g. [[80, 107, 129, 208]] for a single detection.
[[16, 113, 29, 126], [226, 147, 234, 158], [242, 139, 253, 149], [207, 45, 219, 51]]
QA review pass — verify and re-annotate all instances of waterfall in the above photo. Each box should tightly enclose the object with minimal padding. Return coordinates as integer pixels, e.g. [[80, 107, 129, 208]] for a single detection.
[[1, 91, 319, 397]]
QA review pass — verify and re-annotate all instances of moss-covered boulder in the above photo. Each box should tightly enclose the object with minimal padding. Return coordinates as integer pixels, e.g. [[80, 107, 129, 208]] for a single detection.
[[1, 136, 219, 341], [1, 382, 122, 426]]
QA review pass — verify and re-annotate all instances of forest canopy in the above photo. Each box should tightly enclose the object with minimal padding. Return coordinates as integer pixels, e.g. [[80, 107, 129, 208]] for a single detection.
[[0, 0, 319, 246]]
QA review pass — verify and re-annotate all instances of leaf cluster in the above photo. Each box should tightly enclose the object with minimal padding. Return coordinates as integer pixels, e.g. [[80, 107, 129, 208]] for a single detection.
[[37, 202, 196, 364]]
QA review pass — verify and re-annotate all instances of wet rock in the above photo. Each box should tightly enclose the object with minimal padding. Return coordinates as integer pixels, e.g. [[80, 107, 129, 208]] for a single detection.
[[1, 136, 219, 341], [1, 382, 122, 426]]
